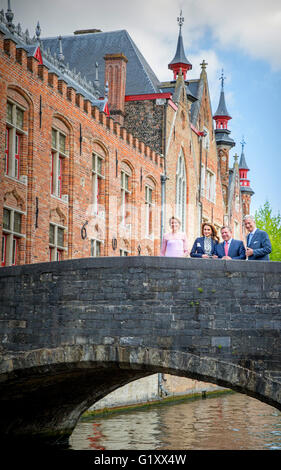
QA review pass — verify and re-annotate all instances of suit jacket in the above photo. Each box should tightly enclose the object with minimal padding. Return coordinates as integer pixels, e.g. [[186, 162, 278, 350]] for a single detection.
[[190, 237, 218, 258], [247, 229, 271, 260], [214, 239, 246, 260]]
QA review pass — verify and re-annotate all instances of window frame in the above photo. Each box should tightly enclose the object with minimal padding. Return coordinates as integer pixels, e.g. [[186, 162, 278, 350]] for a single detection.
[[51, 127, 68, 199], [5, 100, 27, 180], [49, 222, 67, 262], [145, 184, 154, 239], [90, 238, 103, 257], [2, 206, 25, 266], [92, 152, 105, 216], [121, 169, 131, 226]]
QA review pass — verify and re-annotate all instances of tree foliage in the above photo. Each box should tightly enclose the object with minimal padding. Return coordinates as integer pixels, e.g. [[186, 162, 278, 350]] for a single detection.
[[255, 201, 281, 261]]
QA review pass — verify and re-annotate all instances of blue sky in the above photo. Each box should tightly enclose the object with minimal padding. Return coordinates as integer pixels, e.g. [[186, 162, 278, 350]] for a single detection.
[[3, 0, 281, 216]]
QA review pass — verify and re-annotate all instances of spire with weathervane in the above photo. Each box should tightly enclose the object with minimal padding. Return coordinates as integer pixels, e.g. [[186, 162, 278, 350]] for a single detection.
[[213, 70, 232, 130], [213, 70, 235, 212], [213, 70, 235, 148], [168, 11, 192, 80], [238, 137, 254, 215]]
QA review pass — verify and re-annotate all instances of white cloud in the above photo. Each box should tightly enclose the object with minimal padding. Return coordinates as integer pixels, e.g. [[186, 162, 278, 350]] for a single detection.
[[5, 0, 281, 72]]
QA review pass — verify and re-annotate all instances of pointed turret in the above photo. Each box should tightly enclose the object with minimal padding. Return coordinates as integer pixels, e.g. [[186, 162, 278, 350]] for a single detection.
[[239, 138, 254, 194], [168, 11, 192, 80], [213, 70, 235, 148], [238, 138, 254, 216], [213, 70, 232, 129], [214, 70, 235, 212]]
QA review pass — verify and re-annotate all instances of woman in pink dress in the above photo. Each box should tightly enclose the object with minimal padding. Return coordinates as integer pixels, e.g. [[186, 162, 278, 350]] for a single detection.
[[160, 216, 189, 257]]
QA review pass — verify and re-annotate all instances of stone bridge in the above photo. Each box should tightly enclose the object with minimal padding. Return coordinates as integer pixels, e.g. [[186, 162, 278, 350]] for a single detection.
[[0, 256, 280, 446]]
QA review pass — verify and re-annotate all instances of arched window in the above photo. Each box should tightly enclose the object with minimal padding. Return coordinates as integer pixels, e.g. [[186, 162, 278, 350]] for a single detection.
[[120, 162, 132, 228], [175, 150, 187, 230], [92, 143, 106, 217], [145, 177, 156, 239], [5, 93, 28, 181], [51, 117, 70, 200]]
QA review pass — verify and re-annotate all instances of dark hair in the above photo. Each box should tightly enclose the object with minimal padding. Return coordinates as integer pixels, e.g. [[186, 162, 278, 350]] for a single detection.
[[202, 222, 220, 243]]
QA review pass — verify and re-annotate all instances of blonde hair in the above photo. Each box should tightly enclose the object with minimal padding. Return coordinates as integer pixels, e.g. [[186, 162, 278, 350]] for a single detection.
[[169, 216, 181, 226]]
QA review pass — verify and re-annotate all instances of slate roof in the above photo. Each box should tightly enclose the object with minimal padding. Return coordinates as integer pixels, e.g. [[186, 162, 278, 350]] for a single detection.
[[0, 16, 108, 111], [239, 151, 249, 170], [168, 27, 192, 68], [40, 30, 162, 96], [213, 89, 231, 118], [189, 79, 204, 126], [214, 129, 235, 148]]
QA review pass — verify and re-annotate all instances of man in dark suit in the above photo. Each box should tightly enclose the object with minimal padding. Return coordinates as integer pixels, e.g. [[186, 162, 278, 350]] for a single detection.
[[244, 215, 272, 261], [214, 226, 246, 260]]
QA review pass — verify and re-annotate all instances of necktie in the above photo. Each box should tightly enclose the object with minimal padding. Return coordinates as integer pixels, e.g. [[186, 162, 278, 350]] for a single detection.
[[248, 233, 253, 245], [224, 241, 228, 256]]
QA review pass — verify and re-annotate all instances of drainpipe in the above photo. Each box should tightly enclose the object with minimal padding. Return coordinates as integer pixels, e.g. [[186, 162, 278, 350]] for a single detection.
[[198, 130, 207, 229], [158, 373, 168, 398], [160, 100, 169, 243]]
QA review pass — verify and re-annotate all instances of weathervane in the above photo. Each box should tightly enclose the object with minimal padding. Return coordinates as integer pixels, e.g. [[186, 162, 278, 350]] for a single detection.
[[200, 59, 208, 70], [36, 21, 41, 43], [219, 69, 226, 89], [241, 136, 246, 152], [177, 10, 184, 29]]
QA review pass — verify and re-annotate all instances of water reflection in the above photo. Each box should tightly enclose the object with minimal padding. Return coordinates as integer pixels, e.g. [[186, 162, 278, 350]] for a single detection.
[[69, 393, 281, 450]]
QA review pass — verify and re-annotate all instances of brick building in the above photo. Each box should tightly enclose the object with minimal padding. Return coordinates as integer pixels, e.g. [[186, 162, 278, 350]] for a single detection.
[[0, 6, 164, 267], [0, 4, 254, 268], [0, 3, 256, 415]]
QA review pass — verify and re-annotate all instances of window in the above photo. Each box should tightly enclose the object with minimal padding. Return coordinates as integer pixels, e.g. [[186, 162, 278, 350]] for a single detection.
[[1, 207, 24, 266], [5, 101, 25, 179], [90, 239, 102, 257], [206, 169, 216, 202], [51, 128, 67, 198], [175, 150, 186, 230], [49, 223, 65, 261], [145, 184, 154, 238], [121, 170, 130, 226], [92, 152, 105, 215]]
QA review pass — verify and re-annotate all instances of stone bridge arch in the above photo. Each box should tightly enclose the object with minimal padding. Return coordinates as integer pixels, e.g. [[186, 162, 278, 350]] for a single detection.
[[0, 256, 280, 445], [0, 343, 280, 445]]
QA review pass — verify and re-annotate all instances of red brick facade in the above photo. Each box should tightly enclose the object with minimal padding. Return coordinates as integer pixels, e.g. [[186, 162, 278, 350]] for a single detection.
[[0, 14, 252, 268], [0, 34, 162, 267]]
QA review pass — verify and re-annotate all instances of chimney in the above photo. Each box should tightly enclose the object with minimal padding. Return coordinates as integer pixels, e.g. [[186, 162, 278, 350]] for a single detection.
[[104, 53, 128, 126]]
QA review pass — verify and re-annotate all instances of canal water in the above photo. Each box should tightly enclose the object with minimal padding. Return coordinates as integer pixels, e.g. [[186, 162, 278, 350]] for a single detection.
[[69, 392, 281, 450]]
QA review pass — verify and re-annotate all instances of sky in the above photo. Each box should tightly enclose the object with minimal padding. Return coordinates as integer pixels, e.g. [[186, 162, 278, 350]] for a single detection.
[[2, 0, 281, 216]]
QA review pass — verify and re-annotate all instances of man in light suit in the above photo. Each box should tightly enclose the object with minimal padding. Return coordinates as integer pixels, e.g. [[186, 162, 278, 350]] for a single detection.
[[214, 226, 246, 260], [244, 215, 272, 261]]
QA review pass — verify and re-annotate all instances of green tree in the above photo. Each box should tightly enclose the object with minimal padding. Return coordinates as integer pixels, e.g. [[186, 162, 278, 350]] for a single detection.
[[255, 201, 281, 261]]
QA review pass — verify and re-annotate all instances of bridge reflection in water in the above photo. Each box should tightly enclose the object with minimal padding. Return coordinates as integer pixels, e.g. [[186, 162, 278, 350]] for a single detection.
[[0, 256, 280, 446], [70, 393, 281, 450]]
